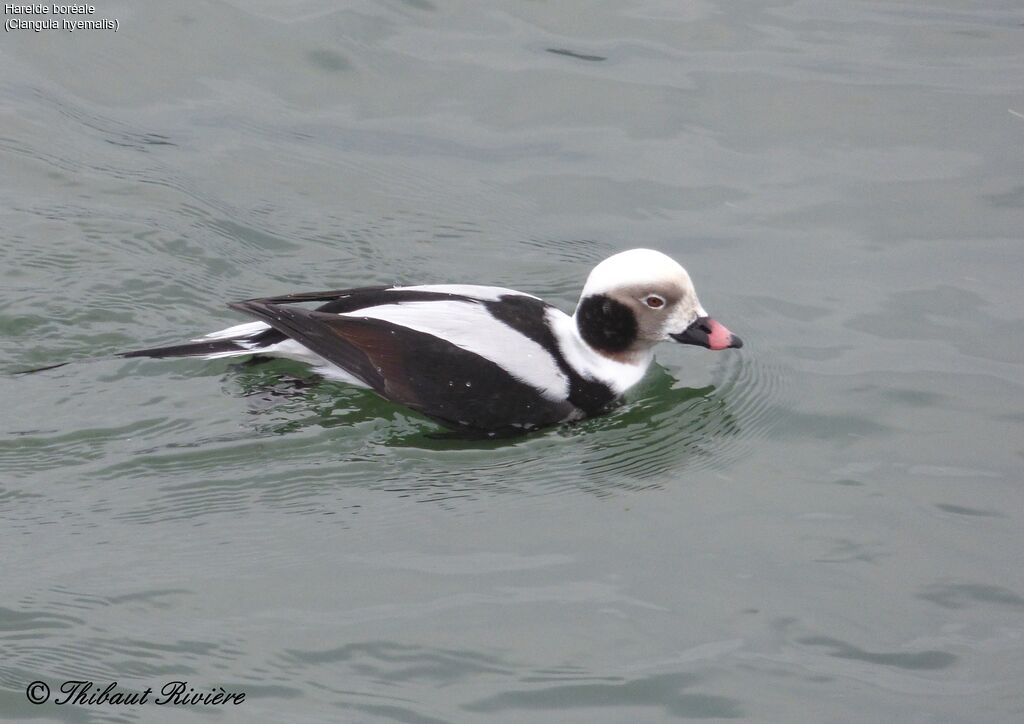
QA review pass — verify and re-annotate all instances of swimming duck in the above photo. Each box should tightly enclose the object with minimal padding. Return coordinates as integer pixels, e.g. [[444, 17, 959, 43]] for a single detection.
[[123, 249, 742, 434]]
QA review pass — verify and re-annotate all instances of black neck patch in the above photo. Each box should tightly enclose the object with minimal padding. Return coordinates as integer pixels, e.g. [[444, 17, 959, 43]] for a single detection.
[[575, 294, 638, 353]]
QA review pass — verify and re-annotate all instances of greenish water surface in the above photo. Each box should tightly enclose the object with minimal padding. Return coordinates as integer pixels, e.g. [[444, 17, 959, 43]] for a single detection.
[[2, 1, 1023, 722]]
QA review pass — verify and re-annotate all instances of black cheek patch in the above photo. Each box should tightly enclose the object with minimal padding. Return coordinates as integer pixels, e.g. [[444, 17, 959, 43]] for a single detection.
[[575, 294, 638, 353]]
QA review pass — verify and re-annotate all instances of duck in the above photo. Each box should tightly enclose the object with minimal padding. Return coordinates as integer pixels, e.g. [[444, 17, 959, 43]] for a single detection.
[[122, 249, 742, 434]]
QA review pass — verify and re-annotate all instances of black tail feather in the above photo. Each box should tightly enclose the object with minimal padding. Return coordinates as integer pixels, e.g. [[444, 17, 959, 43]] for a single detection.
[[119, 339, 248, 359], [14, 326, 284, 375], [120, 326, 287, 360], [12, 361, 74, 375]]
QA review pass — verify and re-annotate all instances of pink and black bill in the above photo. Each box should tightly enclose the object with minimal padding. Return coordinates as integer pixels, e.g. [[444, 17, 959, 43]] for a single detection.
[[671, 317, 743, 350]]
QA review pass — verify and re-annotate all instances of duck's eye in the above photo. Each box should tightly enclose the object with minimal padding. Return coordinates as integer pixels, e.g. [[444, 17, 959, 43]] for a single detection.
[[644, 295, 665, 309]]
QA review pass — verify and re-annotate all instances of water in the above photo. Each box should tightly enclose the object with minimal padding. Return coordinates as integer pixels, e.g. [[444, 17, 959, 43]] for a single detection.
[[2, 1, 1023, 721]]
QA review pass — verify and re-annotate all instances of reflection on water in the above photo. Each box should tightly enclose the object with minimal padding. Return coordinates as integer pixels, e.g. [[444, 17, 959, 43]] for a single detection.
[[0, 347, 787, 532], [228, 350, 782, 492], [68, 353, 780, 526]]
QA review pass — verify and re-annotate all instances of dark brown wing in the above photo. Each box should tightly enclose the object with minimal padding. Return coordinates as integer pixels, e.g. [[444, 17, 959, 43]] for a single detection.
[[228, 300, 575, 432]]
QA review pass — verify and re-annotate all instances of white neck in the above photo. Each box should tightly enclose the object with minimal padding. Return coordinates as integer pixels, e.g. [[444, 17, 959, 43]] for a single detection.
[[549, 309, 653, 395]]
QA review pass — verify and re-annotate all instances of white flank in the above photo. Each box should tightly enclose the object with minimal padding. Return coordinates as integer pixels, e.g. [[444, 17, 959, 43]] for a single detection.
[[198, 349, 252, 360], [194, 321, 270, 341], [206, 337, 369, 387], [547, 308, 652, 395], [390, 284, 539, 302], [346, 300, 569, 399]]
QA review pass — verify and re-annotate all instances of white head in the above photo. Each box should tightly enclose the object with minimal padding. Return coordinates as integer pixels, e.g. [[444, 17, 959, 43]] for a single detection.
[[574, 248, 742, 359]]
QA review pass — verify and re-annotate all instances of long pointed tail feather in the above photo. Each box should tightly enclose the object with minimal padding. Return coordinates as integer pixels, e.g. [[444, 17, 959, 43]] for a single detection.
[[12, 339, 247, 375], [120, 339, 251, 359], [14, 338, 253, 375], [12, 360, 75, 375], [15, 310, 291, 374]]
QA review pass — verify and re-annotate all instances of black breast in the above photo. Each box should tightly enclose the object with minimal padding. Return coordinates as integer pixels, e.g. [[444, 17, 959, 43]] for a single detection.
[[484, 295, 618, 416]]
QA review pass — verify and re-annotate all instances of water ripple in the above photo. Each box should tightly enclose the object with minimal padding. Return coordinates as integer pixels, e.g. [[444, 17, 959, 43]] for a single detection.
[[60, 348, 788, 527]]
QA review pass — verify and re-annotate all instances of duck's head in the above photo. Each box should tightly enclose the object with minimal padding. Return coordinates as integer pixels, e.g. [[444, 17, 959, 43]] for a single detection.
[[573, 248, 743, 360]]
